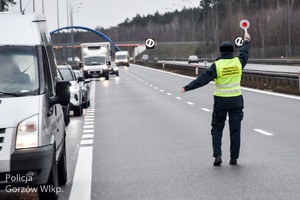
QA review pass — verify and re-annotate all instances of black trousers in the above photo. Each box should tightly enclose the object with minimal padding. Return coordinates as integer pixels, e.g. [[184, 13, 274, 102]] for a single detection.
[[211, 95, 244, 159]]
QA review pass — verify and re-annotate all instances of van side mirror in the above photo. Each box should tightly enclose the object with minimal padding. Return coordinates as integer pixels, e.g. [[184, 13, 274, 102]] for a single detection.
[[50, 81, 71, 106], [79, 62, 84, 67], [107, 61, 111, 65], [84, 79, 91, 84], [77, 76, 85, 83]]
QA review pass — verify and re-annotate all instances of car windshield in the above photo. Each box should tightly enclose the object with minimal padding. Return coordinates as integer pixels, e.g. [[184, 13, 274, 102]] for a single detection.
[[116, 55, 127, 59], [0, 46, 39, 96], [59, 69, 74, 81], [85, 57, 106, 66]]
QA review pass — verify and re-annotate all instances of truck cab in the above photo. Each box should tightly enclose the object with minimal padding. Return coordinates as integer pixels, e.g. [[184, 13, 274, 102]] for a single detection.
[[0, 13, 70, 200], [81, 43, 111, 80]]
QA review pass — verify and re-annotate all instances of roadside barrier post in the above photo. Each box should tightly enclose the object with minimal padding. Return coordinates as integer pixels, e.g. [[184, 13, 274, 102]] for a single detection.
[[196, 65, 198, 75], [163, 60, 165, 68]]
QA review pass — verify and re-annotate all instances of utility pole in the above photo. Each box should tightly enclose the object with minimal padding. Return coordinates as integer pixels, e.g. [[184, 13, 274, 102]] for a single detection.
[[215, 1, 219, 48], [20, 0, 22, 12], [42, 0, 44, 13], [33, 0, 35, 12], [0, 0, 2, 12], [57, 0, 61, 63], [203, 6, 206, 58], [288, 0, 291, 58], [183, 0, 195, 53], [261, 0, 265, 58]]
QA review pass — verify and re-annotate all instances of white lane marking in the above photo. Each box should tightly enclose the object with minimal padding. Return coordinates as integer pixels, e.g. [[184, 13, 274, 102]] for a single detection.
[[187, 102, 194, 105], [85, 118, 94, 121], [134, 64, 300, 101], [154, 87, 158, 89], [83, 125, 94, 129], [84, 122, 94, 125], [142, 81, 144, 83], [83, 129, 94, 133], [201, 108, 211, 112], [86, 113, 94, 116], [82, 134, 94, 139], [176, 97, 182, 100], [86, 110, 94, 113], [149, 85, 152, 87], [145, 83, 148, 85], [160, 90, 164, 92], [254, 129, 274, 136], [85, 116, 94, 118], [69, 146, 93, 200], [167, 93, 172, 95]]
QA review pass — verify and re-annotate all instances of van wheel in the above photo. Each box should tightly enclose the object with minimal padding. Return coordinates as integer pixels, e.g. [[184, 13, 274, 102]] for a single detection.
[[127, 65, 130, 67], [58, 137, 67, 186], [74, 105, 82, 116], [38, 148, 59, 200], [116, 71, 119, 76], [105, 74, 109, 80]]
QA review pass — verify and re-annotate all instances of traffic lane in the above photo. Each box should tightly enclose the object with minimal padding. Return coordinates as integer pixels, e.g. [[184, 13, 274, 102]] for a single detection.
[[160, 60, 299, 73], [0, 109, 85, 199], [125, 64, 300, 139], [91, 68, 300, 199]]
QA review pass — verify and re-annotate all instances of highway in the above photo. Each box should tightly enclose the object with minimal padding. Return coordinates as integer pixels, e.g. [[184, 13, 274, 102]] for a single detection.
[[159, 60, 300, 74], [2, 62, 300, 199]]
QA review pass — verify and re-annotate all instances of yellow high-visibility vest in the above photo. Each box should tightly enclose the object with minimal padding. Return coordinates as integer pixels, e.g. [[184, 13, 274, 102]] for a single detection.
[[214, 57, 242, 97]]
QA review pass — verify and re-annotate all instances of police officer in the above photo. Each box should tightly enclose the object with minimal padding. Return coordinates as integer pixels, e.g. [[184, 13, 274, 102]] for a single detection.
[[181, 33, 251, 166]]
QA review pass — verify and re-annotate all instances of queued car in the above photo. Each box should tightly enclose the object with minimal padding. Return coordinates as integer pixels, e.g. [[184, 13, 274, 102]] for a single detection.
[[57, 65, 84, 116], [188, 55, 199, 64], [141, 54, 149, 61], [57, 69, 71, 126], [115, 51, 129, 67], [74, 70, 91, 108]]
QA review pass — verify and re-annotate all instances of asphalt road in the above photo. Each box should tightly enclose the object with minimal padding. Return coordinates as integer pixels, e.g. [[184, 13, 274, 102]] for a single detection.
[[2, 62, 300, 199], [160, 60, 300, 74]]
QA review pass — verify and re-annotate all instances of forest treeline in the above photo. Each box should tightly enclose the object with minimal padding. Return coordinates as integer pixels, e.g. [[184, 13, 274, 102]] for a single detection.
[[95, 0, 300, 58]]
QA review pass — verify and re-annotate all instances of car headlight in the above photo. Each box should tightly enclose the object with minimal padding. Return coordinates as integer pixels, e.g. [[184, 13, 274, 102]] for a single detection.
[[83, 65, 88, 70], [113, 67, 118, 71], [125, 59, 128, 62], [102, 65, 108, 70], [70, 85, 77, 92], [16, 114, 39, 149], [115, 60, 119, 63]]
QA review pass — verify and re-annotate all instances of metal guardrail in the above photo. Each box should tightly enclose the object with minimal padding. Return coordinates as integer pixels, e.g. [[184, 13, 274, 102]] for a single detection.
[[164, 58, 300, 65], [134, 60, 299, 80]]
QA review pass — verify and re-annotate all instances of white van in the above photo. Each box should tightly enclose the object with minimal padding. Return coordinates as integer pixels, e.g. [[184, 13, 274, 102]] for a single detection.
[[115, 51, 129, 67], [0, 13, 70, 199], [80, 43, 111, 80]]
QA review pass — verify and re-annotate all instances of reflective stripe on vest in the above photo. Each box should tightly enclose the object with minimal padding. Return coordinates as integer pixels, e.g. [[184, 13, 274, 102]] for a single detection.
[[214, 57, 242, 97]]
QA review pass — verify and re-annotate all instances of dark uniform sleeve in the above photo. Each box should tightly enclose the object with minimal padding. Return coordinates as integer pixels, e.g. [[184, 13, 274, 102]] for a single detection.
[[183, 64, 217, 92], [238, 41, 249, 69]]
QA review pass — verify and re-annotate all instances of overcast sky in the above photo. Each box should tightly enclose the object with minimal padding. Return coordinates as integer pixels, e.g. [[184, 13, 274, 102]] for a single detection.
[[8, 0, 200, 32]]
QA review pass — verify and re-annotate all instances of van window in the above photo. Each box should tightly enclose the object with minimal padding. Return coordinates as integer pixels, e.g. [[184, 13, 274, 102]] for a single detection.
[[0, 46, 39, 95], [85, 57, 106, 66], [42, 46, 54, 97], [116, 55, 127, 59]]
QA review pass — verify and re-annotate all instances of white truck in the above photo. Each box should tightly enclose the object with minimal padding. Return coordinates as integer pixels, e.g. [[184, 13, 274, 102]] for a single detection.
[[115, 51, 129, 67], [80, 42, 112, 80]]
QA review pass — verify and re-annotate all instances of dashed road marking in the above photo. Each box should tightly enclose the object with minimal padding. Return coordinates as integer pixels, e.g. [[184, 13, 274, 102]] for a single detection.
[[160, 90, 164, 92], [201, 108, 211, 112], [254, 129, 274, 136], [83, 125, 94, 129], [176, 97, 182, 100], [154, 87, 158, 89], [167, 93, 172, 96], [83, 129, 94, 133], [84, 122, 94, 125], [82, 134, 94, 139], [187, 102, 194, 105]]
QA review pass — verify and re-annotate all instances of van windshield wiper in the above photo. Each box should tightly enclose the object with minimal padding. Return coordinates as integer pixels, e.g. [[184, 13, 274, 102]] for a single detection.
[[0, 91, 21, 97]]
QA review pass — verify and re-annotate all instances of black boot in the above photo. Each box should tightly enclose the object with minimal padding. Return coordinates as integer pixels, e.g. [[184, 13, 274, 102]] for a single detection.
[[213, 155, 222, 166], [230, 159, 237, 165]]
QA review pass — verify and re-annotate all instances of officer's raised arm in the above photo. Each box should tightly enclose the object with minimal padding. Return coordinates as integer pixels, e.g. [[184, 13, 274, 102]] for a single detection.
[[238, 33, 251, 69]]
